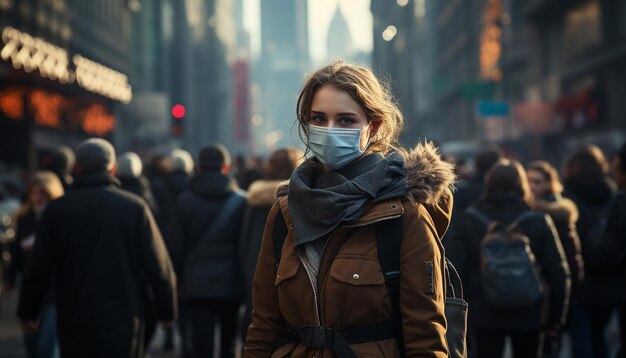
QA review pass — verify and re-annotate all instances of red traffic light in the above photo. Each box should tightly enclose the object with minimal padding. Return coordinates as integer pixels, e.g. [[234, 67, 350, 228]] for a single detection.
[[172, 104, 186, 119]]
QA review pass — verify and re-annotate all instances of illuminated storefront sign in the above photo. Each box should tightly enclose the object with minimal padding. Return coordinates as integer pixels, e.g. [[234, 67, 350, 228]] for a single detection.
[[0, 86, 116, 136], [0, 26, 132, 103]]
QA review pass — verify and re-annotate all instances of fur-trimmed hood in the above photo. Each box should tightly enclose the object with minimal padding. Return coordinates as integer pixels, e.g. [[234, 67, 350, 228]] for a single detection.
[[247, 180, 285, 207], [534, 196, 579, 224], [276, 142, 456, 205]]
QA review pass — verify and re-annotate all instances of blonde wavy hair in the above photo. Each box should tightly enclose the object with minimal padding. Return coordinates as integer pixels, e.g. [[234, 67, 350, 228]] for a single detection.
[[296, 61, 404, 155]]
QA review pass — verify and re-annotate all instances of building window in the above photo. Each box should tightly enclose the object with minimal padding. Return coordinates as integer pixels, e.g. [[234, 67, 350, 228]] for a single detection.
[[563, 0, 601, 60]]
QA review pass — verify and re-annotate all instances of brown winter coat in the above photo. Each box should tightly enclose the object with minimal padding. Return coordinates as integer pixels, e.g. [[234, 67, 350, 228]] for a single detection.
[[244, 143, 455, 358]]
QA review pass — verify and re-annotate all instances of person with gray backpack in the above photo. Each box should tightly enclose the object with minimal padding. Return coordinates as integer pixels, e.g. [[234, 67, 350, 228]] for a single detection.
[[445, 159, 571, 358]]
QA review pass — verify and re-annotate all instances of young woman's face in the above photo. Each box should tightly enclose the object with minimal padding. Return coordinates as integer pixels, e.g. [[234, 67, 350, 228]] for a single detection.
[[309, 85, 372, 150], [527, 169, 550, 198], [29, 185, 50, 209]]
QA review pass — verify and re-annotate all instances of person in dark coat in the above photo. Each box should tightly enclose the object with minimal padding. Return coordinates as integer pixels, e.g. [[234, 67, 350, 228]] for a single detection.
[[238, 148, 302, 340], [176, 144, 246, 358], [563, 144, 619, 358], [527, 160, 584, 355], [117, 151, 161, 350], [38, 145, 75, 192], [453, 148, 502, 214], [593, 142, 626, 357], [445, 159, 570, 358], [8, 171, 64, 358], [17, 138, 177, 358], [117, 152, 159, 214]]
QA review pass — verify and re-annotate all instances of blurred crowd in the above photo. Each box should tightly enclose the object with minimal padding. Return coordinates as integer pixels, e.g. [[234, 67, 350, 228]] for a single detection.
[[0, 138, 625, 358]]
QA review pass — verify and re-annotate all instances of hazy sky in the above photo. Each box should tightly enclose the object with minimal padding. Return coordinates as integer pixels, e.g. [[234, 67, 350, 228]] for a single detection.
[[243, 0, 373, 64]]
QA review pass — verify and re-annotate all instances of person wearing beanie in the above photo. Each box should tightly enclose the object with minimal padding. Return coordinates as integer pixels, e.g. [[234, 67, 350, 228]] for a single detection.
[[17, 138, 177, 358], [117, 152, 159, 214], [39, 144, 75, 192], [175, 143, 246, 358]]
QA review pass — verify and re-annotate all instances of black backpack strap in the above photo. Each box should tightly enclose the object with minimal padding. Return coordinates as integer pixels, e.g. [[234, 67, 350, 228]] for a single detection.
[[376, 217, 406, 357], [508, 211, 537, 231], [272, 209, 288, 267]]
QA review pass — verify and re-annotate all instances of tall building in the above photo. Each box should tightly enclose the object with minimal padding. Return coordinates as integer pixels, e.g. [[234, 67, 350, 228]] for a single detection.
[[431, 0, 626, 162], [256, 0, 309, 152], [371, 0, 428, 147], [520, 0, 626, 160], [120, 0, 237, 156], [0, 0, 133, 171], [327, 5, 353, 61]]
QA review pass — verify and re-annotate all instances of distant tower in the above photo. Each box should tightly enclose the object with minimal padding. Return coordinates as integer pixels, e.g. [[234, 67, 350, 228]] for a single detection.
[[326, 3, 354, 62]]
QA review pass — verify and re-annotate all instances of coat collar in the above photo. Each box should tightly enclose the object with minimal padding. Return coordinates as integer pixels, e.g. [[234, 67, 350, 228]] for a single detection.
[[73, 172, 120, 189]]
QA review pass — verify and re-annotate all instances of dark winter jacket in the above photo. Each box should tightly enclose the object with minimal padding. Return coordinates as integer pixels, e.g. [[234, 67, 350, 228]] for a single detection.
[[7, 210, 37, 286], [238, 179, 283, 334], [534, 194, 584, 299], [445, 192, 571, 331], [176, 171, 246, 301], [593, 190, 626, 295], [119, 175, 159, 215], [564, 176, 621, 306], [17, 173, 177, 358], [151, 171, 189, 274], [453, 175, 484, 214]]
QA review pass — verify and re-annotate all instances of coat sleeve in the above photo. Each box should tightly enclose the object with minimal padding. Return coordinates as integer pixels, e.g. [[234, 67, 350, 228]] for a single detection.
[[138, 205, 178, 322], [400, 203, 448, 357], [595, 192, 626, 269], [535, 214, 571, 329], [17, 209, 54, 320], [243, 203, 288, 357]]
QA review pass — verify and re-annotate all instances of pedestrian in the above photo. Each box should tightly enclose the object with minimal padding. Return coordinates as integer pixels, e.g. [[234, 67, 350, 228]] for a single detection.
[[39, 145, 75, 192], [17, 138, 177, 358], [527, 160, 584, 356], [239, 147, 303, 340], [116, 151, 161, 351], [7, 171, 63, 358], [563, 144, 620, 358], [592, 142, 626, 357], [176, 144, 246, 358], [445, 159, 570, 358], [117, 152, 159, 214], [453, 148, 502, 214], [244, 61, 456, 357]]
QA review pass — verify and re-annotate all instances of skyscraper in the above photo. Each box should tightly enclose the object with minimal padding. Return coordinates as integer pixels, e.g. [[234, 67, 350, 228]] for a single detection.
[[256, 0, 309, 151]]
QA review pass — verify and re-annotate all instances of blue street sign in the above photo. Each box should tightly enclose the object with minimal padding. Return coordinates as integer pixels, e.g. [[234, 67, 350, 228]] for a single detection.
[[477, 101, 510, 117]]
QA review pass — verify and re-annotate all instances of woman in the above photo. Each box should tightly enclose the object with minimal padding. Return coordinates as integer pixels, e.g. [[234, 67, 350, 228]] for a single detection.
[[239, 148, 303, 339], [13, 171, 64, 358], [445, 160, 570, 358], [562, 145, 619, 358], [527, 160, 583, 355], [243, 61, 456, 357]]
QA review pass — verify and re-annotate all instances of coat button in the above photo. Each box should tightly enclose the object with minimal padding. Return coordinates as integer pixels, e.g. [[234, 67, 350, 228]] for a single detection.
[[352, 273, 360, 280], [289, 224, 294, 230]]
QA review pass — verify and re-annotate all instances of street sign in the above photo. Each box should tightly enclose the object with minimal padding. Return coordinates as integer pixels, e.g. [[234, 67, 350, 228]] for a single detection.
[[477, 100, 510, 117]]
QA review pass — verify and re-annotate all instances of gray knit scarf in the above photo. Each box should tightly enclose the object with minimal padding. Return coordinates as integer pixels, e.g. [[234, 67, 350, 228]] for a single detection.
[[288, 152, 406, 246]]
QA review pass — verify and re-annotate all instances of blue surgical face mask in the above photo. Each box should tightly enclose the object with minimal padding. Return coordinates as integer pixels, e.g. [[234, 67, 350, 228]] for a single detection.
[[307, 125, 367, 170]]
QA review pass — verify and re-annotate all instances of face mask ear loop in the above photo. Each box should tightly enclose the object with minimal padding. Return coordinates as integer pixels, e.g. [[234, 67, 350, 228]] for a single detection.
[[361, 124, 375, 153]]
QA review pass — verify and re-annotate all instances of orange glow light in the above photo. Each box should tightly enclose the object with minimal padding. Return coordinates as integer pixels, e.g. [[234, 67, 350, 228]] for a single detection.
[[79, 104, 116, 135], [30, 90, 64, 129], [0, 87, 25, 120]]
